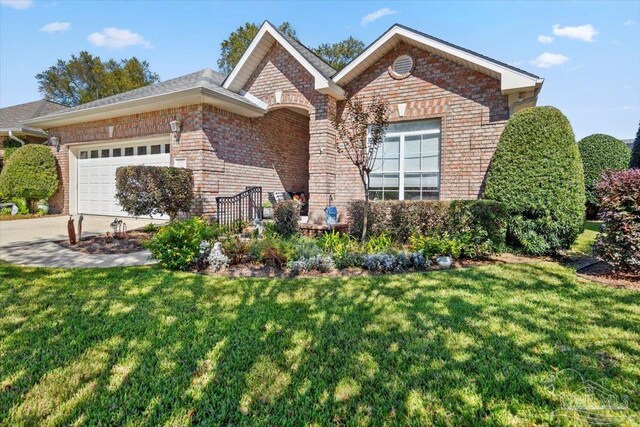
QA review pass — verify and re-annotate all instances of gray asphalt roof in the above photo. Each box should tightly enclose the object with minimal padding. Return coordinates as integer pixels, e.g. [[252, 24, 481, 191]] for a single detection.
[[270, 22, 338, 79], [0, 99, 68, 129], [33, 69, 261, 119]]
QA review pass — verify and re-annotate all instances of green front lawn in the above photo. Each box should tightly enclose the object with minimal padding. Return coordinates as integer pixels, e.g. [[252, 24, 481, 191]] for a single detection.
[[1, 262, 638, 426], [569, 221, 602, 257]]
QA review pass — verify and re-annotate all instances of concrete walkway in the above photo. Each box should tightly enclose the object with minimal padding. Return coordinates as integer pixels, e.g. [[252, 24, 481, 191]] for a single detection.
[[0, 215, 165, 268]]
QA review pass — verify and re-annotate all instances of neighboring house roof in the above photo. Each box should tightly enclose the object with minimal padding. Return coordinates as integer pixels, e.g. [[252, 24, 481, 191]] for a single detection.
[[333, 23, 544, 94], [223, 21, 346, 99], [25, 69, 266, 128], [623, 139, 634, 150], [0, 99, 68, 137]]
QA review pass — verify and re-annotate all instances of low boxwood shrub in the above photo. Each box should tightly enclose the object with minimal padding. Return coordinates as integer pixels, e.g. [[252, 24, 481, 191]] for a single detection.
[[578, 133, 631, 216], [115, 165, 194, 220], [273, 200, 300, 237], [145, 217, 223, 271], [0, 144, 58, 213], [484, 106, 585, 254], [593, 169, 640, 273], [1, 138, 23, 161]]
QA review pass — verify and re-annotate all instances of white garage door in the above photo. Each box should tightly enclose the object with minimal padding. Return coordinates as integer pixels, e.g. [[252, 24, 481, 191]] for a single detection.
[[77, 140, 171, 217]]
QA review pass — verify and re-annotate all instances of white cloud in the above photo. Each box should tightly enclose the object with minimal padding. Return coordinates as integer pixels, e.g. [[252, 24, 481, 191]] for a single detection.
[[537, 35, 554, 44], [87, 27, 151, 49], [623, 19, 636, 26], [530, 52, 569, 68], [0, 0, 32, 9], [552, 24, 598, 42], [39, 22, 70, 33], [361, 7, 397, 25]]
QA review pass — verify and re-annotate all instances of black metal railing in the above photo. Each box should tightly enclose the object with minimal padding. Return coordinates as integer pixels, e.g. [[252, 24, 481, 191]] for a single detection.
[[216, 187, 262, 232]]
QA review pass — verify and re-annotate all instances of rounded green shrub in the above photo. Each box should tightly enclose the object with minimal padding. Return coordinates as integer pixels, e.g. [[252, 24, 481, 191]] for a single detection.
[[577, 133, 630, 209], [483, 106, 585, 254], [0, 144, 58, 213]]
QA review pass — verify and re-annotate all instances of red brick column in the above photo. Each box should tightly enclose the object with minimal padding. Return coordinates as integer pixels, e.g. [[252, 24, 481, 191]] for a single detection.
[[308, 96, 337, 216]]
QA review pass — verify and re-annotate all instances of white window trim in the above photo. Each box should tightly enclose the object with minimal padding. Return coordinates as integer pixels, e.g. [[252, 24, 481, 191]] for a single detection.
[[370, 125, 441, 200]]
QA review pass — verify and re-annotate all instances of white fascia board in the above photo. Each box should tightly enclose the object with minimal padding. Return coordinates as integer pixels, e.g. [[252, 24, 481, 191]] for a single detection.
[[24, 88, 265, 128], [333, 25, 541, 94], [223, 21, 342, 98]]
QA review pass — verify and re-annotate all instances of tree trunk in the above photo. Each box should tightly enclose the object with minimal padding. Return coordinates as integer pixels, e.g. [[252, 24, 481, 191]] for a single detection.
[[361, 173, 370, 243], [28, 199, 37, 214]]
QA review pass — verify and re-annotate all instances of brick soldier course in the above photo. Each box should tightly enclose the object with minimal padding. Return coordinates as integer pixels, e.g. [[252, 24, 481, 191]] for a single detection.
[[24, 22, 543, 219]]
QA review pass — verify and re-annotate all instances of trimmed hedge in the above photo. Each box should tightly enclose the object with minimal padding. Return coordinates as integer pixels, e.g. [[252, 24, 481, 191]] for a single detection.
[[347, 199, 509, 257], [577, 133, 631, 209], [348, 200, 449, 242], [483, 106, 585, 254], [0, 144, 58, 213], [593, 169, 640, 273], [115, 165, 193, 220]]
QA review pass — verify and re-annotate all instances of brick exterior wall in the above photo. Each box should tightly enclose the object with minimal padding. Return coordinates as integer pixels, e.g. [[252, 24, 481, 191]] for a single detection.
[[46, 102, 309, 217], [334, 42, 510, 211], [44, 38, 512, 220]]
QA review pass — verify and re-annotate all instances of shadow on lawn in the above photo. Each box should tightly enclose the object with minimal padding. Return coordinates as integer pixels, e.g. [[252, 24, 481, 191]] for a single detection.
[[0, 262, 638, 425]]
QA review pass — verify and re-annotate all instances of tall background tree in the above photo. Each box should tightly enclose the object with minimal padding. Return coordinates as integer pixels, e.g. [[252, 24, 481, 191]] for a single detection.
[[333, 96, 389, 242], [313, 37, 365, 71], [218, 22, 364, 74], [36, 51, 159, 106], [218, 22, 297, 74], [630, 121, 640, 169]]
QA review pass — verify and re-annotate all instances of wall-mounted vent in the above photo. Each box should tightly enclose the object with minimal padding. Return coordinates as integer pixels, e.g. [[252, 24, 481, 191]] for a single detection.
[[392, 55, 414, 76]]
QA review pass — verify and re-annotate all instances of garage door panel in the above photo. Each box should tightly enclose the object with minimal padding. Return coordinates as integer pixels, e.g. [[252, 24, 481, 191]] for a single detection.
[[77, 145, 170, 217]]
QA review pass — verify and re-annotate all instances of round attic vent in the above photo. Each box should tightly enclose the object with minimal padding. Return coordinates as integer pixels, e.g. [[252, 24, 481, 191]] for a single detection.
[[390, 55, 414, 78]]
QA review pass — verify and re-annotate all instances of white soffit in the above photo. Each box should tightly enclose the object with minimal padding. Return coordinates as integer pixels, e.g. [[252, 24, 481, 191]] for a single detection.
[[333, 25, 543, 94], [223, 22, 346, 99]]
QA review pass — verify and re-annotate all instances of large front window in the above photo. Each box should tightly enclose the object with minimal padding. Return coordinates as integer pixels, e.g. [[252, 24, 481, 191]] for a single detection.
[[370, 119, 441, 200]]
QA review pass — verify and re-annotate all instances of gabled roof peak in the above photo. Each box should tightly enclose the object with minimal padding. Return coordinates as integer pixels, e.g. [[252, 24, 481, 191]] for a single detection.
[[333, 23, 543, 94], [222, 21, 345, 99]]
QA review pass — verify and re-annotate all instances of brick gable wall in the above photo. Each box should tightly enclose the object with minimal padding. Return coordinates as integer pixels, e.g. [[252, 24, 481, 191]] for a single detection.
[[334, 42, 510, 210]]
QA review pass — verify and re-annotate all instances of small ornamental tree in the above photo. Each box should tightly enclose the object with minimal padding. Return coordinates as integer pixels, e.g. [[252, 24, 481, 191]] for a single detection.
[[0, 144, 58, 213], [593, 169, 640, 273], [115, 166, 193, 220], [630, 121, 640, 169], [333, 96, 389, 242], [484, 106, 585, 254], [578, 133, 631, 216]]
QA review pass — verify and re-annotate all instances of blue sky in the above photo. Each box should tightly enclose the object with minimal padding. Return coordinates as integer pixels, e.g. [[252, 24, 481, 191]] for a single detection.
[[1, 0, 638, 139]]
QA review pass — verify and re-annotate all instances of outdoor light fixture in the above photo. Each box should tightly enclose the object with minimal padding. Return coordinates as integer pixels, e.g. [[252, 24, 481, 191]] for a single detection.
[[169, 120, 181, 134], [49, 136, 60, 152]]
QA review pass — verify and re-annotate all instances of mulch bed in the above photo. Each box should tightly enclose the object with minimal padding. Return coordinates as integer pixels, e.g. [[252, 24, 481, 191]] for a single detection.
[[57, 230, 154, 254], [575, 261, 640, 290]]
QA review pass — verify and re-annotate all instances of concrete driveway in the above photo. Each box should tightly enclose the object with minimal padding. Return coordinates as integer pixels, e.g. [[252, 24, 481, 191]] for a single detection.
[[0, 215, 165, 247], [0, 215, 166, 268]]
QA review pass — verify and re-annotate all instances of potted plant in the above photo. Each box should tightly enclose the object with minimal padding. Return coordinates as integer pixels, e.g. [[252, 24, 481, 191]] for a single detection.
[[262, 201, 273, 219]]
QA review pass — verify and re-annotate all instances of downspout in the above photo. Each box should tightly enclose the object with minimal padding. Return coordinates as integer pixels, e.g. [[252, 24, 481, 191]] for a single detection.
[[8, 130, 26, 146]]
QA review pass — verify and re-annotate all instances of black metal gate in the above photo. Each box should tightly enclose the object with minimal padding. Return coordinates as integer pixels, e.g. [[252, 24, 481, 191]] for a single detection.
[[215, 187, 262, 232]]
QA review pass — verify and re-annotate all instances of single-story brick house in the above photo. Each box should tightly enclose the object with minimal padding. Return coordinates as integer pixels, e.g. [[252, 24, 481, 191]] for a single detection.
[[24, 22, 543, 219]]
